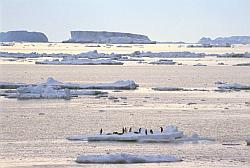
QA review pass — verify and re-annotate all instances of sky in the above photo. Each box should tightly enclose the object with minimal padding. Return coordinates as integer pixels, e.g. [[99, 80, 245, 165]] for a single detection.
[[0, 0, 249, 42]]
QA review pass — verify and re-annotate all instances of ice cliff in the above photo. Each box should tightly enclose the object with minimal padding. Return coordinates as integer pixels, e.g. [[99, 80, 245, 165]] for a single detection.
[[64, 31, 153, 44], [198, 36, 250, 45], [0, 31, 48, 42]]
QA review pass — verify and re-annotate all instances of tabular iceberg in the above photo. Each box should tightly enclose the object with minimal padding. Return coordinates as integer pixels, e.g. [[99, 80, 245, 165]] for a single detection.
[[198, 36, 250, 45], [0, 31, 48, 42], [64, 31, 153, 44]]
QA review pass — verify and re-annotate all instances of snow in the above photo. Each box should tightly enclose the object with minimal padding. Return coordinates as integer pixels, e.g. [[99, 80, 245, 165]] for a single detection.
[[149, 59, 177, 65], [76, 153, 182, 164], [217, 83, 250, 90], [67, 125, 212, 143]]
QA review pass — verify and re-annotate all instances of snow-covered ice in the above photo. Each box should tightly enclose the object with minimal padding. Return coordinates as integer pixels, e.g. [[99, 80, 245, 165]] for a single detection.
[[76, 153, 182, 164], [67, 125, 212, 143], [131, 51, 205, 58]]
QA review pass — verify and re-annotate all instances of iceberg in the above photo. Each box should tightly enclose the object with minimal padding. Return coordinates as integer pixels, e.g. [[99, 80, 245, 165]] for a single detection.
[[64, 31, 153, 44], [76, 153, 182, 164], [198, 36, 250, 45], [0, 31, 48, 42]]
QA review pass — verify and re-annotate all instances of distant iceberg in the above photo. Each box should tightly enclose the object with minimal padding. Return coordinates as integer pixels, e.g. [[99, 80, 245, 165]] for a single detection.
[[76, 153, 182, 164], [198, 36, 250, 45], [64, 31, 154, 44], [0, 31, 48, 42]]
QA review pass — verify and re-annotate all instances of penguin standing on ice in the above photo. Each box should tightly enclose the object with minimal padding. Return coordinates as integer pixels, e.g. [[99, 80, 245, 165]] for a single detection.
[[150, 129, 153, 134], [100, 128, 103, 135], [129, 127, 132, 132], [160, 127, 163, 133], [145, 129, 148, 135]]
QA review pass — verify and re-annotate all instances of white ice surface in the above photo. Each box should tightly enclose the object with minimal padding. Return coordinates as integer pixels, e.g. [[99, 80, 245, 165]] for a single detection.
[[76, 153, 182, 164]]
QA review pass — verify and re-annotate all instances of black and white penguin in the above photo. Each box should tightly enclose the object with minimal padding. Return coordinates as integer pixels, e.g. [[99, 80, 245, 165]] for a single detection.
[[160, 127, 163, 133], [150, 129, 153, 134], [145, 129, 148, 135], [129, 127, 132, 132], [100, 128, 103, 135]]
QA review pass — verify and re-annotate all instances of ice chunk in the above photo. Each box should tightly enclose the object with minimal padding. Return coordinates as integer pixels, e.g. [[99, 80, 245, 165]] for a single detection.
[[149, 59, 177, 65], [218, 83, 250, 90], [152, 87, 184, 91], [76, 153, 182, 164]]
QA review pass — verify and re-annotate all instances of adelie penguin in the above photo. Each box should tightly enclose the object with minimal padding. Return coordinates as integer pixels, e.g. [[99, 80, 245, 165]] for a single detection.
[[100, 128, 103, 135], [129, 127, 132, 132], [145, 129, 148, 135], [150, 129, 153, 134], [160, 127, 163, 133]]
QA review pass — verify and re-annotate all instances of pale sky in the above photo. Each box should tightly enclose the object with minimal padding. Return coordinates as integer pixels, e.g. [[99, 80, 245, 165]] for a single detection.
[[0, 0, 249, 42]]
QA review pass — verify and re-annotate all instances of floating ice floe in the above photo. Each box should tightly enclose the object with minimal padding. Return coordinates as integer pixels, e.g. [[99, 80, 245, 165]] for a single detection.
[[152, 87, 184, 91], [75, 153, 182, 164], [217, 52, 250, 58], [0, 77, 138, 99], [193, 63, 207, 66], [233, 62, 250, 66], [35, 58, 123, 65], [131, 51, 205, 58], [217, 83, 250, 90], [149, 59, 177, 65], [67, 125, 212, 143]]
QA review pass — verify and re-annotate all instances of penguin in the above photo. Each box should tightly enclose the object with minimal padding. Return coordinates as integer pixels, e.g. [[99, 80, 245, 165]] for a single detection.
[[150, 129, 153, 134], [139, 128, 142, 133], [160, 127, 163, 133], [122, 127, 125, 134], [145, 129, 148, 135], [129, 127, 132, 132], [124, 127, 127, 133], [100, 128, 103, 135]]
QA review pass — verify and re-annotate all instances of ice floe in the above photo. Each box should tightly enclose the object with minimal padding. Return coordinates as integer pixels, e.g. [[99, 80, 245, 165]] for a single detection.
[[193, 63, 207, 66], [131, 51, 205, 58], [149, 59, 177, 65], [233, 62, 250, 66], [67, 125, 212, 143], [76, 153, 182, 164], [0, 77, 138, 99], [35, 58, 123, 65], [217, 83, 250, 90]]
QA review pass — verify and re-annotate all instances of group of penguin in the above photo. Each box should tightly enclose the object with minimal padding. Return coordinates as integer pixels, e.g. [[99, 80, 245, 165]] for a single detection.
[[100, 127, 164, 135]]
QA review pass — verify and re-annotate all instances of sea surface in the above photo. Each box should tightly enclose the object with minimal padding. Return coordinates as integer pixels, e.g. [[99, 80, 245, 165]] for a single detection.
[[0, 43, 250, 167]]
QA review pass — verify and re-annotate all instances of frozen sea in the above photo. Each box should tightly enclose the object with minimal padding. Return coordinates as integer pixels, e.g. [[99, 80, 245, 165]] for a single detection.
[[0, 43, 250, 167]]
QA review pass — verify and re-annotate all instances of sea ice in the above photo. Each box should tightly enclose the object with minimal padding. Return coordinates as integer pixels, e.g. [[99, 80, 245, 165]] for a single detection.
[[75, 153, 182, 164]]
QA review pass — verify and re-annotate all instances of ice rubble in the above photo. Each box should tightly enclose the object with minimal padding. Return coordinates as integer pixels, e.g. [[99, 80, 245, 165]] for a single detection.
[[76, 153, 182, 164], [67, 125, 212, 143], [217, 83, 250, 90], [0, 77, 138, 99]]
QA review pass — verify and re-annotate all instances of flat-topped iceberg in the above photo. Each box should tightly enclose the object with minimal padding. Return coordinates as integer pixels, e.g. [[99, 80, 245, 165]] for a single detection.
[[67, 125, 211, 143], [64, 31, 153, 44], [0, 31, 48, 42], [76, 153, 182, 164]]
